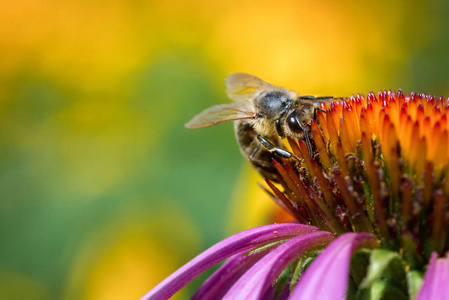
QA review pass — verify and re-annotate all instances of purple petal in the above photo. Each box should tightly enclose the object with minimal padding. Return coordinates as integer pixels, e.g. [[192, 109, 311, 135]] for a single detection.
[[276, 282, 293, 300], [223, 231, 335, 300], [289, 232, 378, 300], [261, 283, 277, 300], [191, 248, 272, 300], [416, 252, 449, 300], [140, 223, 317, 300]]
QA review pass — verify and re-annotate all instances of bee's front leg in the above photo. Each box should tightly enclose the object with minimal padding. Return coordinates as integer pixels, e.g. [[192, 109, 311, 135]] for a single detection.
[[257, 135, 293, 159]]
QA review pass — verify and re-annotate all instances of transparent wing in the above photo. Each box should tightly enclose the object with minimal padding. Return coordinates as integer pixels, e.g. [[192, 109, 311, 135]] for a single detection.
[[225, 73, 276, 101], [185, 101, 255, 128], [297, 95, 347, 111], [298, 95, 347, 103]]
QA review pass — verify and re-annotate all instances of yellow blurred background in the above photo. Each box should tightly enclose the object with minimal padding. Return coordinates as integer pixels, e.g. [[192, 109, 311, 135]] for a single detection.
[[1, 0, 449, 299]]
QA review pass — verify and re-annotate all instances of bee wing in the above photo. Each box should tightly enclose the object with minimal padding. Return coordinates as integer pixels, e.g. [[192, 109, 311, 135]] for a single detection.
[[185, 101, 255, 128], [298, 95, 347, 103], [297, 95, 347, 110], [225, 73, 276, 101]]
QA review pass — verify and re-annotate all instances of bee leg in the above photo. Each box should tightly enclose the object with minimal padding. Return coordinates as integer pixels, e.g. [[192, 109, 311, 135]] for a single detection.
[[245, 142, 278, 181], [248, 144, 260, 160], [257, 135, 293, 159], [245, 142, 272, 167]]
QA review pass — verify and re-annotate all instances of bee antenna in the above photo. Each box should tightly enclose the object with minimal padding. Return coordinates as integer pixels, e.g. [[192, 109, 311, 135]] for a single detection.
[[315, 107, 327, 114], [303, 132, 313, 156], [296, 116, 314, 156]]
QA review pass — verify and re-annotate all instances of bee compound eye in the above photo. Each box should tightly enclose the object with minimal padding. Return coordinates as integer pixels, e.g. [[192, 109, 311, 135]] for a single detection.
[[287, 111, 302, 134]]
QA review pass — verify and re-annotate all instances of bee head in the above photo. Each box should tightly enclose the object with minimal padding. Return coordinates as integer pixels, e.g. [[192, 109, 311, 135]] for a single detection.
[[254, 90, 294, 137], [255, 91, 292, 119]]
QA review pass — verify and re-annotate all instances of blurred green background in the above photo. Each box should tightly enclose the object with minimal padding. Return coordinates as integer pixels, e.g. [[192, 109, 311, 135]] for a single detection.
[[1, 0, 449, 299]]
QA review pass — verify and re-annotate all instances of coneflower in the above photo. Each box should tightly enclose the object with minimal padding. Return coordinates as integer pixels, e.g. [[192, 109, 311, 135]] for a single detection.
[[142, 91, 449, 299]]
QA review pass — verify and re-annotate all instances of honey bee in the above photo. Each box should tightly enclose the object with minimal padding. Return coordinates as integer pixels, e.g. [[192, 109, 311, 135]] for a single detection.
[[185, 73, 342, 181]]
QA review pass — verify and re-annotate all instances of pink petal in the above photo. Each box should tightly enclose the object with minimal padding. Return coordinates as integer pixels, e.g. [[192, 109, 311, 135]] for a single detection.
[[191, 248, 271, 300], [289, 232, 378, 300], [416, 252, 449, 300], [275, 281, 293, 300], [140, 223, 317, 300], [223, 231, 335, 300]]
